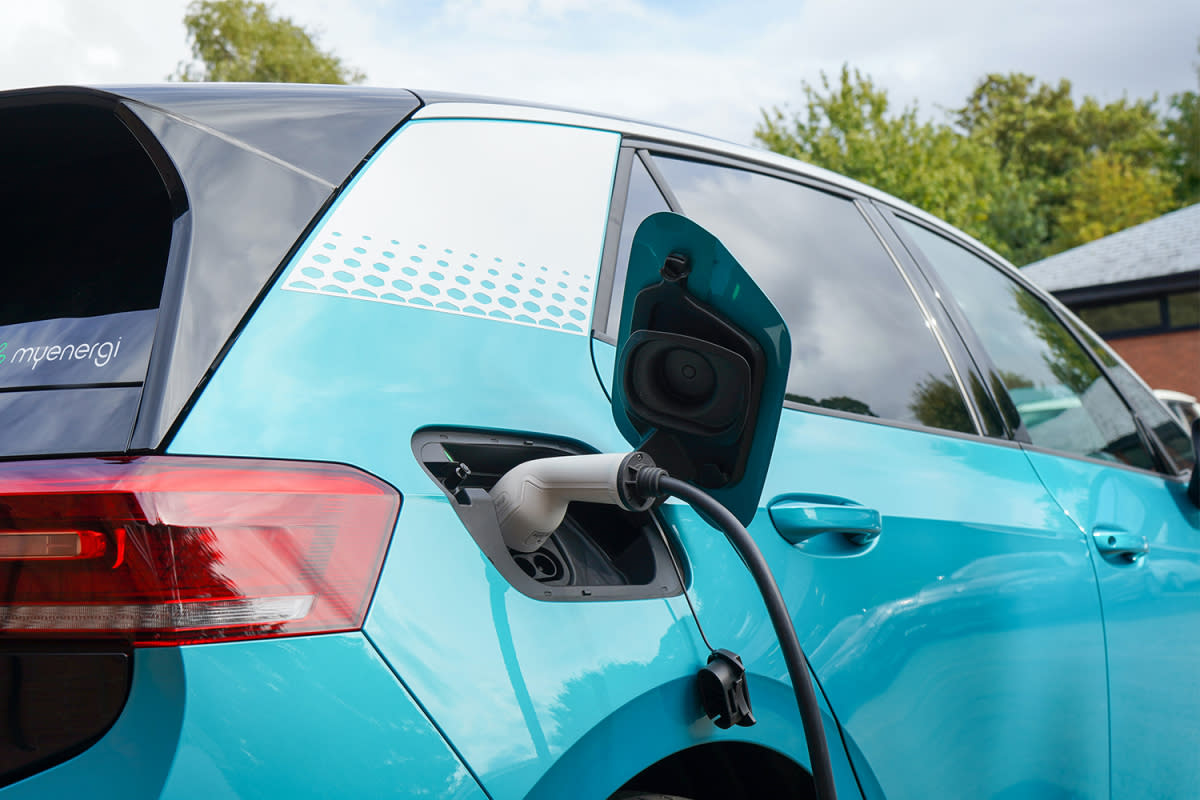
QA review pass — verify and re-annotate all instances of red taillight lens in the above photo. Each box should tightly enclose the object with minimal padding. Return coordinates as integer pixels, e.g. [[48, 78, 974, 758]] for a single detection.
[[0, 457, 400, 646]]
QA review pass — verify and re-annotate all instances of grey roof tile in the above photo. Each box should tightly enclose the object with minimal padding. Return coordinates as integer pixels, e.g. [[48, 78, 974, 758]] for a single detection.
[[1021, 202, 1200, 291]]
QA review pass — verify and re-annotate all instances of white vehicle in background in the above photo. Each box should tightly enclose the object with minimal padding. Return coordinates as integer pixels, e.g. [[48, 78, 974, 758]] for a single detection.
[[1155, 389, 1200, 428]]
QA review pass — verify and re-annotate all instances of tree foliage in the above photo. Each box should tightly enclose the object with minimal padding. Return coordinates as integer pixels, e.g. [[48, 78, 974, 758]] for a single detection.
[[955, 72, 1171, 259], [1166, 42, 1200, 205], [756, 67, 1002, 250], [1055, 152, 1175, 249], [756, 51, 1198, 267], [172, 0, 364, 84]]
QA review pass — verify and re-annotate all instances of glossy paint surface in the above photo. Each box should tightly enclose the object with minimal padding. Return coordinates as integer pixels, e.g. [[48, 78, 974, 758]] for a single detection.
[[169, 281, 861, 799], [1023, 449, 1200, 799], [156, 108, 1178, 800], [608, 322, 1111, 797], [165, 118, 862, 799], [666, 391, 1108, 799], [0, 635, 483, 799]]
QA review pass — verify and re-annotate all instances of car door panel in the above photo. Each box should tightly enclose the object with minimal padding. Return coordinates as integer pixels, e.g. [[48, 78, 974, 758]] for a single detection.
[[611, 154, 1112, 799], [1022, 449, 1200, 799]]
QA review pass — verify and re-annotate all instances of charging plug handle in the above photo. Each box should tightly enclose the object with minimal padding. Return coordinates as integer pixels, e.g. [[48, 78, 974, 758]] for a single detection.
[[491, 452, 656, 553]]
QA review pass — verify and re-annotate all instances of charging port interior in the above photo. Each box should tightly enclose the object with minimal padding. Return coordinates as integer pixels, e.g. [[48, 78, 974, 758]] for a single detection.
[[412, 429, 686, 602]]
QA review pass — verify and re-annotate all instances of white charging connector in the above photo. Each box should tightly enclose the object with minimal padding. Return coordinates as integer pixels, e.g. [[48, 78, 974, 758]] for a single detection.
[[490, 452, 656, 552]]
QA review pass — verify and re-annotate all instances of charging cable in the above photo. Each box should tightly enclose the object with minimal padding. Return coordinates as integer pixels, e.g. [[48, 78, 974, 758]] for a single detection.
[[489, 451, 837, 800]]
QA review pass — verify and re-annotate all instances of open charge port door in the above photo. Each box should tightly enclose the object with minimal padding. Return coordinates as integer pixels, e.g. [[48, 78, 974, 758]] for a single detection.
[[412, 429, 685, 602]]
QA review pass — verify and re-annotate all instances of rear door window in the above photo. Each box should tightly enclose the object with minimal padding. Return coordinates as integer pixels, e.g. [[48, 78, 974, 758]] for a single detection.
[[650, 156, 976, 434]]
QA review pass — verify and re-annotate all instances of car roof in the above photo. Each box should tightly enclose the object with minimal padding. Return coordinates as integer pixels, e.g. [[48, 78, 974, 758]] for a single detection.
[[87, 82, 1008, 267]]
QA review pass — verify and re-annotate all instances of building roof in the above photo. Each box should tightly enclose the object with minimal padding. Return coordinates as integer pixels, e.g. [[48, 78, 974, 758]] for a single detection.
[[1021, 202, 1200, 292]]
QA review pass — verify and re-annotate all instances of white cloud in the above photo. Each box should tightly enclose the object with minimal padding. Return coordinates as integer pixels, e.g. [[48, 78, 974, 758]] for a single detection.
[[0, 0, 1196, 144]]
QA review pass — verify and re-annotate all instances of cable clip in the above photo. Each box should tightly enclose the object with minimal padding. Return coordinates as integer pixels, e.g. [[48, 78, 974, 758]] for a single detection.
[[698, 648, 756, 729]]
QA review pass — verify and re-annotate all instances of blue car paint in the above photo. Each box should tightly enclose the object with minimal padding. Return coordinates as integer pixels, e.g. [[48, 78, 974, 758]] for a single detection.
[[2, 635, 485, 799], [597, 337, 1113, 799], [166, 281, 862, 798], [1020, 449, 1200, 799], [49, 108, 1176, 799]]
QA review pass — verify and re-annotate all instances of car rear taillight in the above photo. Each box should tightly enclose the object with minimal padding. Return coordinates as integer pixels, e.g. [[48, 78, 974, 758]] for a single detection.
[[0, 457, 400, 646]]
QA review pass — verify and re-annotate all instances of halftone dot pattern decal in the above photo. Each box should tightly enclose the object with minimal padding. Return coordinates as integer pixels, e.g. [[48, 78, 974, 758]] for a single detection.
[[275, 118, 621, 334], [282, 232, 593, 333]]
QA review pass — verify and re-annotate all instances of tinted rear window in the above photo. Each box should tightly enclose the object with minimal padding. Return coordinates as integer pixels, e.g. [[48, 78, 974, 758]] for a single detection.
[[0, 101, 173, 454], [1, 104, 168, 389]]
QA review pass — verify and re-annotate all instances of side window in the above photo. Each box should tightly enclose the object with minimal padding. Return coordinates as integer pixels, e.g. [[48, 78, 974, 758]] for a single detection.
[[605, 155, 671, 334], [650, 156, 975, 434], [898, 219, 1158, 471], [281, 119, 620, 334]]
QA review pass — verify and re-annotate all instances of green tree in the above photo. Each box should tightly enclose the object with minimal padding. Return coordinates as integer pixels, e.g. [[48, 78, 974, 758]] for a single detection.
[[955, 73, 1171, 261], [755, 66, 1004, 254], [172, 0, 364, 84], [1055, 152, 1175, 249], [1166, 40, 1200, 204]]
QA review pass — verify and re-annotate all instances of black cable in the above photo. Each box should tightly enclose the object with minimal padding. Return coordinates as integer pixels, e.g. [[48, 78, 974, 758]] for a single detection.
[[637, 468, 837, 800]]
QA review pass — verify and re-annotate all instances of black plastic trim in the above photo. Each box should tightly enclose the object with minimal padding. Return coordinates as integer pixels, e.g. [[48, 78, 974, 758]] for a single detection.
[[592, 146, 635, 339], [853, 200, 984, 436], [781, 399, 1004, 446], [0, 382, 141, 395], [145, 97, 425, 453], [631, 140, 864, 203], [0, 641, 132, 788], [1019, 441, 1190, 483], [636, 149, 685, 212], [868, 202, 1023, 440]]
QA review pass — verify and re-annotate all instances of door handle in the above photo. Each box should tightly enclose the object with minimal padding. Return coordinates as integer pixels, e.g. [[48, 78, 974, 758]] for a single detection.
[[768, 495, 881, 546], [1092, 528, 1149, 563]]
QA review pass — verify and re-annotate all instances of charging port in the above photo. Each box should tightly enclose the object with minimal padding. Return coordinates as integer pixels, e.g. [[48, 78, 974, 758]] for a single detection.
[[412, 429, 686, 601]]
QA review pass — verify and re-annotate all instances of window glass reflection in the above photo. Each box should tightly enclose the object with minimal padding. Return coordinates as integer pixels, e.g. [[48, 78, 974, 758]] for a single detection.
[[899, 219, 1156, 470], [652, 156, 972, 433], [607, 156, 671, 334]]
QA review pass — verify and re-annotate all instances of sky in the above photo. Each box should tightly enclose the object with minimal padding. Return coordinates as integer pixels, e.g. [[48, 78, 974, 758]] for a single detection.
[[1, 0, 1198, 146]]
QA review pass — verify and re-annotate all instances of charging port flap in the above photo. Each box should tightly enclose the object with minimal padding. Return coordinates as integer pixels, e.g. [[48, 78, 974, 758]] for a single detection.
[[611, 212, 791, 526]]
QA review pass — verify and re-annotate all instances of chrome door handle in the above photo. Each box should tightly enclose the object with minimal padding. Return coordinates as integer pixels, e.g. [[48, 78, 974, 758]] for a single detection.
[[768, 495, 882, 546], [1093, 529, 1149, 563]]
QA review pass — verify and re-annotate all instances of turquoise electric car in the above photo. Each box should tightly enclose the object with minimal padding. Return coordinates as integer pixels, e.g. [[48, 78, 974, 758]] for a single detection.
[[0, 83, 1197, 800]]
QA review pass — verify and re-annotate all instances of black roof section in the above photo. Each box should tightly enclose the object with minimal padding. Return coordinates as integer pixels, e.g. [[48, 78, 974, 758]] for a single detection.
[[104, 83, 422, 185]]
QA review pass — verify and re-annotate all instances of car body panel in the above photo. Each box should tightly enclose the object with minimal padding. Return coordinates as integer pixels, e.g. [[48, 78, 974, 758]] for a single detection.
[[163, 117, 861, 798], [1021, 448, 1200, 798], [108, 83, 420, 185], [168, 283, 862, 800], [595, 305, 1112, 800], [1, 635, 484, 799]]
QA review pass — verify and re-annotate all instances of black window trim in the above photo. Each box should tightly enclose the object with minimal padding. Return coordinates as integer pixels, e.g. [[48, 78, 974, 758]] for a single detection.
[[852, 200, 984, 435], [881, 204, 1186, 479], [591, 145, 636, 344], [594, 140, 994, 441], [873, 202, 1026, 442]]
